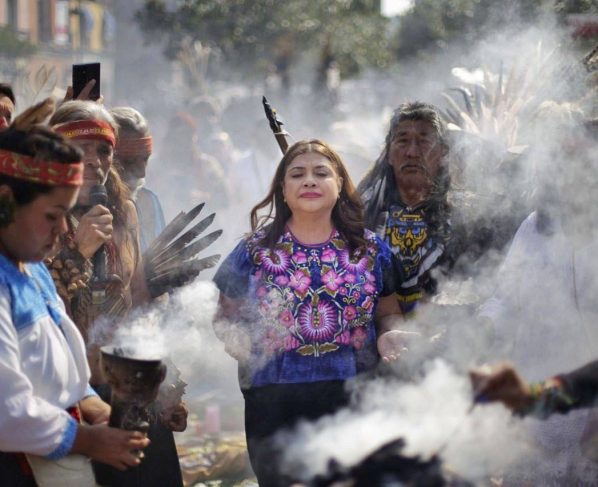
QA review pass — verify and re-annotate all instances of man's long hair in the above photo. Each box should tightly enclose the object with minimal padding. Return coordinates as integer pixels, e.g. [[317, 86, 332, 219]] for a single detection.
[[357, 102, 451, 238], [250, 139, 367, 253]]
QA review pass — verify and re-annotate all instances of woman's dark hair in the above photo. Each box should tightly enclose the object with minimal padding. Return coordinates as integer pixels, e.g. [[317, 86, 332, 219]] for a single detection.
[[0, 125, 82, 206], [357, 101, 451, 236], [250, 139, 367, 253]]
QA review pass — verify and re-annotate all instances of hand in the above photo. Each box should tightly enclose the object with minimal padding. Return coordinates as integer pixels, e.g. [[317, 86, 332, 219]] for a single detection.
[[377, 329, 421, 363], [469, 363, 533, 413], [72, 424, 150, 471], [74, 205, 113, 259], [63, 80, 104, 104], [80, 395, 111, 425], [160, 402, 188, 432]]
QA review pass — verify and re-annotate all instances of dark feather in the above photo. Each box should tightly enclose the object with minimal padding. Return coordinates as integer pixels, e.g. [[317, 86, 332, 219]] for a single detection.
[[148, 254, 221, 285], [145, 202, 205, 260], [153, 230, 223, 272], [143, 202, 221, 298], [147, 255, 221, 296], [151, 213, 215, 265]]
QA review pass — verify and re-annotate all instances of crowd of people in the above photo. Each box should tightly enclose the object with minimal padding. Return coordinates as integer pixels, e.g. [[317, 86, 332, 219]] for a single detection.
[[0, 63, 596, 487]]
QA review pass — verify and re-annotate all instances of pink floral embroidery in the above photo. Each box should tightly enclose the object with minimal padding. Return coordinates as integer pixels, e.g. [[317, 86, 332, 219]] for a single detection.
[[275, 275, 290, 286], [344, 273, 356, 284], [283, 335, 301, 351], [351, 327, 367, 350], [293, 251, 307, 264], [322, 248, 336, 263], [322, 269, 343, 292], [248, 229, 382, 357], [298, 300, 337, 341], [258, 248, 291, 275], [343, 305, 357, 321], [336, 330, 351, 345], [289, 270, 311, 294], [279, 308, 294, 328], [363, 282, 376, 294], [339, 249, 369, 273], [264, 329, 283, 354]]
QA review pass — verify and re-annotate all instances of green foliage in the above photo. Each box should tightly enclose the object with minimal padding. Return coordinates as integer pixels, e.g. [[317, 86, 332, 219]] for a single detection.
[[0, 26, 36, 58], [136, 0, 389, 80], [554, 0, 597, 15], [391, 0, 572, 59]]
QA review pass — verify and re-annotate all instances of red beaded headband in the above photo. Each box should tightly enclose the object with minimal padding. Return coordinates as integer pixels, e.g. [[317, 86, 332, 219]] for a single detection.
[[0, 149, 83, 186], [53, 119, 116, 148], [116, 136, 153, 158]]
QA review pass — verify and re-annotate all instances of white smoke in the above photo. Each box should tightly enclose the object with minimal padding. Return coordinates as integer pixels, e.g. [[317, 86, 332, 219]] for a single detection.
[[99, 3, 598, 483], [280, 360, 530, 482]]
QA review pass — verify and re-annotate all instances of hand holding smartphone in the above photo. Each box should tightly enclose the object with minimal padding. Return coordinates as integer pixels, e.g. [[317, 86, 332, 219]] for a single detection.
[[72, 63, 101, 101]]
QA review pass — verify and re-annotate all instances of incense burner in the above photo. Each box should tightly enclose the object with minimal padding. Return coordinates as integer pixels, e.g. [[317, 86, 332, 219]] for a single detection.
[[100, 346, 166, 432]]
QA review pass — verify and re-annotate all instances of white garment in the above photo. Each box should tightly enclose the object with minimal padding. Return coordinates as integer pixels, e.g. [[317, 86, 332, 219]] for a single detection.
[[479, 211, 598, 378], [479, 211, 598, 482], [0, 282, 91, 456], [26, 453, 97, 486]]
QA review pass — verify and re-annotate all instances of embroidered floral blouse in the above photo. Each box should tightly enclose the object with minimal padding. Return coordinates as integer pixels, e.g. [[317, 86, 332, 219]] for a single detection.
[[214, 228, 399, 388]]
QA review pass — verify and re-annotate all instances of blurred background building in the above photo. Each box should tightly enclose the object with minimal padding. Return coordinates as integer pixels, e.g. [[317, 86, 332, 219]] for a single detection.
[[0, 0, 115, 102]]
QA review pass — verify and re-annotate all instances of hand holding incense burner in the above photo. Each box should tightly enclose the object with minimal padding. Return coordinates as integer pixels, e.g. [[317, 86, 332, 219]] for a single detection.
[[100, 346, 167, 433]]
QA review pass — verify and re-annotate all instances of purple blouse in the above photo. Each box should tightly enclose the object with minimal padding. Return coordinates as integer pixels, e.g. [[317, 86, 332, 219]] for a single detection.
[[214, 228, 398, 388]]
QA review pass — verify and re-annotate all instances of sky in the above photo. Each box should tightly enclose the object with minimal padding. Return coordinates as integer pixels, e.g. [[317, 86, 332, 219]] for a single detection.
[[381, 0, 414, 17]]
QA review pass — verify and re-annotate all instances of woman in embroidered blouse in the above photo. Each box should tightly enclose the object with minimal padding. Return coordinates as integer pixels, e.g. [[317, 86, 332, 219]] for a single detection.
[[0, 100, 148, 486], [213, 139, 404, 486]]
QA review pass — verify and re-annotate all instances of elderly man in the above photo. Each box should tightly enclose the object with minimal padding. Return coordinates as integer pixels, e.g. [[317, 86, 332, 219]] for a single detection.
[[358, 102, 458, 314]]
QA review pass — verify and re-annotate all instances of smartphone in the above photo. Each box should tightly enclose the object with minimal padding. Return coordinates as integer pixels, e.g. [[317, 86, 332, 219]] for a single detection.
[[72, 63, 100, 100]]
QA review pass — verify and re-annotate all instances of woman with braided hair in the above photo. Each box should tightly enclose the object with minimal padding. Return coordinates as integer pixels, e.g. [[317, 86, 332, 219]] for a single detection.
[[0, 99, 149, 486]]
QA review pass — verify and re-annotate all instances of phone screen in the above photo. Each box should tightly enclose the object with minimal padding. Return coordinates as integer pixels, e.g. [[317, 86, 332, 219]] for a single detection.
[[72, 63, 101, 100]]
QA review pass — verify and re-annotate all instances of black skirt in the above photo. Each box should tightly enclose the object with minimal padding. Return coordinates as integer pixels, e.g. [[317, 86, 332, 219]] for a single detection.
[[243, 380, 349, 487]]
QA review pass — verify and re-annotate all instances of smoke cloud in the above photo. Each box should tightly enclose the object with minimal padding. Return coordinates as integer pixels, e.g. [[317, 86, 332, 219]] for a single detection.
[[95, 3, 598, 483]]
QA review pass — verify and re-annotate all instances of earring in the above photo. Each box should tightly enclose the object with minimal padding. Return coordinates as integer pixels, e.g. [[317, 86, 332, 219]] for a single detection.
[[0, 195, 15, 228]]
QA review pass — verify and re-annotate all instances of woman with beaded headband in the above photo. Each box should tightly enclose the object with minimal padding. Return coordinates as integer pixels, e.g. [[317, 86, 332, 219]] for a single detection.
[[213, 139, 406, 486], [0, 99, 149, 486], [50, 100, 185, 487], [48, 100, 150, 377]]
